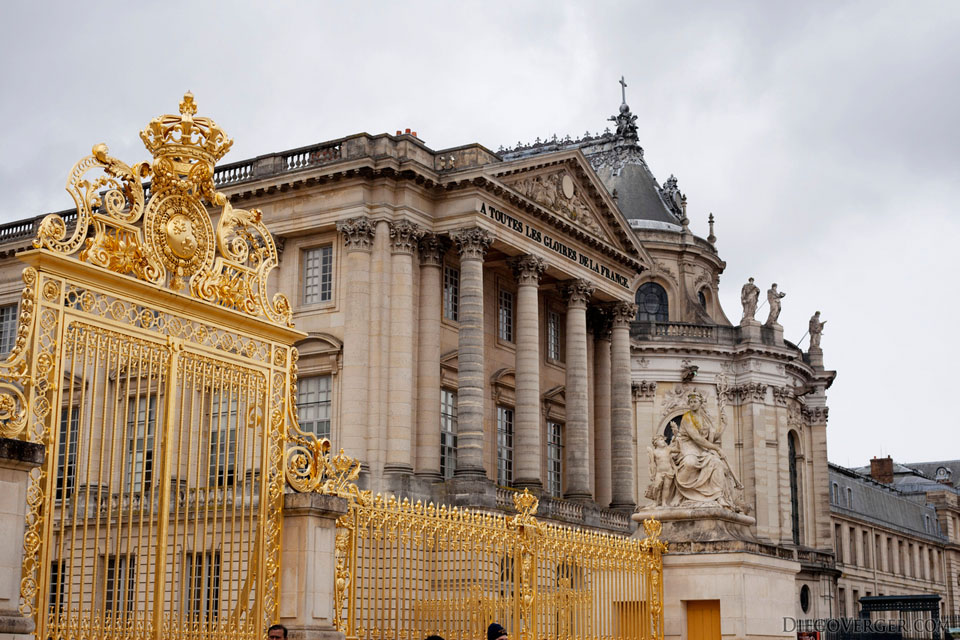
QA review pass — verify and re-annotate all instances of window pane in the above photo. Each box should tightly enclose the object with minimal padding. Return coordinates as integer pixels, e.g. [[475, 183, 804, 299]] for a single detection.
[[303, 246, 333, 305], [547, 421, 563, 497], [57, 407, 79, 501], [127, 396, 157, 488], [443, 266, 460, 322], [298, 375, 332, 439], [547, 311, 562, 361], [0, 304, 17, 355], [208, 393, 239, 486], [497, 406, 514, 485], [635, 282, 668, 322], [498, 290, 514, 342], [440, 389, 458, 479]]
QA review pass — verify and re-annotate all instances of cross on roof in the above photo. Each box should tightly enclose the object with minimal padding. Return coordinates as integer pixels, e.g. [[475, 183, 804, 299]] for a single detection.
[[619, 75, 627, 104]]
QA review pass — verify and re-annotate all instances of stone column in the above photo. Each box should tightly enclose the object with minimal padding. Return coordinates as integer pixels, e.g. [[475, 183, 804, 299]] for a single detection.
[[563, 279, 594, 502], [609, 302, 638, 510], [415, 234, 445, 479], [450, 227, 492, 478], [384, 220, 424, 476], [511, 255, 545, 490], [335, 217, 375, 462], [0, 438, 44, 639], [593, 319, 613, 508], [278, 492, 349, 640]]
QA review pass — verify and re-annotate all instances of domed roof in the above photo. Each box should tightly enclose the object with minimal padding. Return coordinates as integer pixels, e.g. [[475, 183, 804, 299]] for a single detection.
[[499, 99, 684, 230]]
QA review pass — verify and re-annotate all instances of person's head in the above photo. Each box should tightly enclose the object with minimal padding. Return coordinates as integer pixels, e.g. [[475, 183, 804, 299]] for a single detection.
[[487, 623, 508, 640], [687, 393, 703, 410], [425, 636, 445, 640], [748, 277, 754, 283], [268, 624, 287, 640], [653, 434, 666, 447]]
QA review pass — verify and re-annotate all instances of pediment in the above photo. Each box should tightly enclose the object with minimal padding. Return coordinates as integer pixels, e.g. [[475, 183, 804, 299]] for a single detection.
[[491, 152, 650, 266]]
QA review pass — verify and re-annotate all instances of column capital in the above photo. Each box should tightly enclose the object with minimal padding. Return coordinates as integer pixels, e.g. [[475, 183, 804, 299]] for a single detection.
[[606, 301, 638, 328], [450, 226, 493, 260], [587, 306, 611, 338], [419, 233, 447, 266], [336, 216, 376, 252], [510, 254, 545, 286], [388, 219, 425, 255], [563, 279, 595, 310]]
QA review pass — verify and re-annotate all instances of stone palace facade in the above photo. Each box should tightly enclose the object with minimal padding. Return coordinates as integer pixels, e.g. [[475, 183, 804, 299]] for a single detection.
[[0, 91, 953, 637]]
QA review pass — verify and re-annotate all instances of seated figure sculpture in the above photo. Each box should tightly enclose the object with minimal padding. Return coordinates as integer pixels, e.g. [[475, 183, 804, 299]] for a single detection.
[[649, 392, 746, 513]]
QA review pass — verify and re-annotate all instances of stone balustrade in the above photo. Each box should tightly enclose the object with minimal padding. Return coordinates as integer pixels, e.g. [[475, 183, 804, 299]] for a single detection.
[[495, 486, 634, 533]]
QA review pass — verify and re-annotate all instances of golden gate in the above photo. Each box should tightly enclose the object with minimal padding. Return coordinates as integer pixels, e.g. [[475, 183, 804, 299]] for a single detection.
[[2, 94, 303, 640]]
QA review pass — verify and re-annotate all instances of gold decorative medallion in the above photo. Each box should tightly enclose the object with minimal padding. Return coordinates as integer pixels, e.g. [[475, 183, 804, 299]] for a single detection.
[[144, 190, 214, 289]]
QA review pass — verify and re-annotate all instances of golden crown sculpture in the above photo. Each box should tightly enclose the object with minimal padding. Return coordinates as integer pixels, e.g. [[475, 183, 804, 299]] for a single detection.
[[34, 93, 292, 326]]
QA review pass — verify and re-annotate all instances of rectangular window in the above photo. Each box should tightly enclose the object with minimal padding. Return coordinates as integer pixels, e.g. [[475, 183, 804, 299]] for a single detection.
[[547, 310, 562, 361], [862, 531, 870, 569], [302, 246, 333, 305], [0, 304, 17, 355], [443, 265, 460, 322], [498, 289, 514, 342], [834, 523, 843, 562], [49, 559, 67, 612], [849, 528, 858, 566], [546, 421, 563, 498], [56, 407, 79, 501], [838, 587, 846, 617], [184, 551, 220, 620], [297, 375, 332, 439], [105, 555, 136, 613], [440, 389, 458, 479], [208, 394, 238, 487], [127, 396, 157, 489], [496, 406, 514, 486]]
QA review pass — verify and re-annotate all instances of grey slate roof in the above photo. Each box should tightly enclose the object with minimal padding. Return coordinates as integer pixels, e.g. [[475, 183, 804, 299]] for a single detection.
[[829, 464, 946, 542], [499, 103, 683, 227]]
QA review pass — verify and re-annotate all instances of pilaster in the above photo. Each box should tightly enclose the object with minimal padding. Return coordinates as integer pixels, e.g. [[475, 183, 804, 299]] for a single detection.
[[415, 234, 445, 479], [278, 493, 349, 640], [0, 438, 44, 640], [384, 220, 424, 476], [335, 217, 375, 464]]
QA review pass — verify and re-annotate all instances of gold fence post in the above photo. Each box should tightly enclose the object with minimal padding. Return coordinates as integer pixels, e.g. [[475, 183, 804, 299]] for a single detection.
[[510, 490, 539, 640], [640, 518, 667, 640], [152, 337, 181, 640]]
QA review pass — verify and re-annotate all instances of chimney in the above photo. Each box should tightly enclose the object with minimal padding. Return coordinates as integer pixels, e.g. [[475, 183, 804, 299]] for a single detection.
[[870, 456, 894, 484]]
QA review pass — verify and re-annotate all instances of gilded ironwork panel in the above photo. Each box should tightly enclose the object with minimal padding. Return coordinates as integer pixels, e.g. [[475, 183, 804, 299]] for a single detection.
[[7, 95, 303, 640], [288, 440, 668, 640]]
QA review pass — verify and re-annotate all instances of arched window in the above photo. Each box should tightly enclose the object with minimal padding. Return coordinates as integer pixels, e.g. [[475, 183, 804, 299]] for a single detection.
[[698, 290, 707, 309], [636, 282, 668, 323], [788, 432, 801, 545]]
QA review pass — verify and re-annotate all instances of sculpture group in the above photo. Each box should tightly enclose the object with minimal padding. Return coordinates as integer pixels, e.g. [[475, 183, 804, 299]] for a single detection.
[[646, 392, 746, 513]]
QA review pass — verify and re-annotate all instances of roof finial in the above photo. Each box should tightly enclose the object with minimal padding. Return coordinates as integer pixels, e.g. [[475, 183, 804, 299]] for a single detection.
[[620, 75, 628, 105], [708, 213, 716, 244]]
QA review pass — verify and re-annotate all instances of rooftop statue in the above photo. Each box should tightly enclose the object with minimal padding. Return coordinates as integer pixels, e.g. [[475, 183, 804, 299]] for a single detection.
[[740, 277, 760, 322], [809, 311, 827, 349], [765, 283, 786, 326]]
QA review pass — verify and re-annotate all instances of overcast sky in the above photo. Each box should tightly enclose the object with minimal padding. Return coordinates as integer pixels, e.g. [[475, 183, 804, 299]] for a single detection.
[[2, 1, 957, 468]]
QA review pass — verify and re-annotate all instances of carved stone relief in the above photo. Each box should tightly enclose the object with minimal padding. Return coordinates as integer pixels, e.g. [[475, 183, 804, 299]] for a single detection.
[[510, 171, 608, 240], [632, 380, 657, 401]]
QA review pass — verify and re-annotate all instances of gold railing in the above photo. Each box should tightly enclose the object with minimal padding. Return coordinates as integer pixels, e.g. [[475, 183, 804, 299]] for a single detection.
[[288, 442, 667, 640], [5, 94, 303, 640]]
